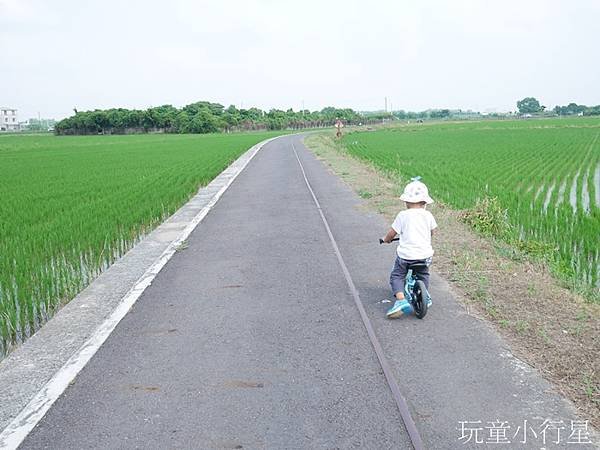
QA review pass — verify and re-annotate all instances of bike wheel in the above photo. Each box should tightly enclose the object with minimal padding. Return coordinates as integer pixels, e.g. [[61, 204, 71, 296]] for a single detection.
[[413, 280, 428, 319]]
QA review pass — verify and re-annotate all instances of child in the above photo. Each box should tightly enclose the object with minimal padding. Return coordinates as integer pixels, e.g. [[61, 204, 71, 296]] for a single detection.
[[381, 177, 437, 318]]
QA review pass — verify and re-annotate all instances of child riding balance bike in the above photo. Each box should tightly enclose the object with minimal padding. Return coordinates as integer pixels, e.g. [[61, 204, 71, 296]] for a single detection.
[[380, 177, 437, 319]]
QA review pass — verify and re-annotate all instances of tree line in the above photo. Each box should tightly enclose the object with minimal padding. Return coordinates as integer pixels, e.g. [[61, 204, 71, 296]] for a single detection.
[[55, 102, 372, 135], [553, 103, 600, 116], [517, 97, 600, 116]]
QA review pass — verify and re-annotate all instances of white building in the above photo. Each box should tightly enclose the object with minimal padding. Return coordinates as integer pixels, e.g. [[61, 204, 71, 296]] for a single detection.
[[0, 107, 19, 131]]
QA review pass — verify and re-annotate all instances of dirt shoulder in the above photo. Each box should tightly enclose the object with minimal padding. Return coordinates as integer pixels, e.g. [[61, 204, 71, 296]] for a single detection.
[[304, 132, 600, 429]]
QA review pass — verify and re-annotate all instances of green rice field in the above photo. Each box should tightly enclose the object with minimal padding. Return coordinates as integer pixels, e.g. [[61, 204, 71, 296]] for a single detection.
[[343, 117, 600, 296], [0, 131, 281, 356]]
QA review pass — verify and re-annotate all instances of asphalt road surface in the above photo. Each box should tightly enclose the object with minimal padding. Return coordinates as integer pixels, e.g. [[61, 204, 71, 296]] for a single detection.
[[21, 134, 587, 449]]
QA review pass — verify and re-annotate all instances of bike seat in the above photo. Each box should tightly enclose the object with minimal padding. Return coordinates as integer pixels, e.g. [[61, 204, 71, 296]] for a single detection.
[[407, 263, 428, 270]]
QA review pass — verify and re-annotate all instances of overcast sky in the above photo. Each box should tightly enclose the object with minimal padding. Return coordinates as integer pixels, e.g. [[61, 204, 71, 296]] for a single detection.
[[1, 0, 599, 120]]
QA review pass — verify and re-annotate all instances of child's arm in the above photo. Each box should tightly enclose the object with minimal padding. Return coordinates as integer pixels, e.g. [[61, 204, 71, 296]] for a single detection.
[[382, 228, 398, 243], [430, 214, 437, 238]]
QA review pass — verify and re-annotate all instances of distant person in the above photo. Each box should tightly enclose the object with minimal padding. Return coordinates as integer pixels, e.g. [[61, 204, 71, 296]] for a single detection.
[[380, 177, 437, 318], [335, 119, 343, 138]]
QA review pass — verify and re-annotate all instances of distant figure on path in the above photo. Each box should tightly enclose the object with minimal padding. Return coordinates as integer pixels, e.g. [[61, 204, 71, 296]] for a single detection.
[[335, 119, 344, 138]]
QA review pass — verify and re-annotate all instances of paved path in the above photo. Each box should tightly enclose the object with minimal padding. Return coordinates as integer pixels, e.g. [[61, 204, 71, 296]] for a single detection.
[[20, 135, 589, 449]]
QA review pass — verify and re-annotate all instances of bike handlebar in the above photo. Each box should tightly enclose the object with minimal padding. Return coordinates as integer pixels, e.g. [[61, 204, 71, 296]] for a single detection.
[[379, 237, 400, 244]]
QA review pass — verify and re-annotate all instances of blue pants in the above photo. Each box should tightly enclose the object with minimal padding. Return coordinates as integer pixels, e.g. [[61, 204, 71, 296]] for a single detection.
[[390, 256, 432, 297]]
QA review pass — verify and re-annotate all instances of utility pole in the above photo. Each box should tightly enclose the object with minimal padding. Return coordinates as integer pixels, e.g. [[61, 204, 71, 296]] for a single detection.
[[384, 97, 387, 112]]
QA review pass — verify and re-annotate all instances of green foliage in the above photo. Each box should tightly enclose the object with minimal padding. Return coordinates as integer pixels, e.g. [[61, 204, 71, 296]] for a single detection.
[[512, 239, 555, 259], [460, 197, 512, 237], [55, 102, 366, 135], [429, 109, 451, 119], [0, 131, 282, 355], [554, 102, 600, 116], [517, 97, 542, 114], [358, 189, 373, 199]]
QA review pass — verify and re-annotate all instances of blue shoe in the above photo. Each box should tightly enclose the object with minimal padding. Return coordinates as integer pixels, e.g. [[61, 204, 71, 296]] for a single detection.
[[387, 299, 413, 318]]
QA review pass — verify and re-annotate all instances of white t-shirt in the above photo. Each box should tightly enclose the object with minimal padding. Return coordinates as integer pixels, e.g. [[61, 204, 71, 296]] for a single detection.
[[391, 208, 437, 260]]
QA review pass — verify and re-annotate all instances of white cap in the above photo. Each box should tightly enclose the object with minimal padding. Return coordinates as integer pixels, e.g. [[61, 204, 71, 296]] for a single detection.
[[399, 176, 434, 204]]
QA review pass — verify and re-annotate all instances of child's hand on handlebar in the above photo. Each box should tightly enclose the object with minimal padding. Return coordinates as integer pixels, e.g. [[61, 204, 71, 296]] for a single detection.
[[380, 228, 399, 244]]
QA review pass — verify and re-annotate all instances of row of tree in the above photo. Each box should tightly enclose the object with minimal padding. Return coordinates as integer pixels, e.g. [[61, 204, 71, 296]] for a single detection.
[[553, 103, 600, 116], [55, 98, 600, 135], [517, 97, 600, 116], [55, 102, 370, 135]]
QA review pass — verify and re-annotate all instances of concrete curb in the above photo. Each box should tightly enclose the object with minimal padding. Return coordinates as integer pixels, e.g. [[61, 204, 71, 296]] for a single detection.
[[0, 136, 280, 448]]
